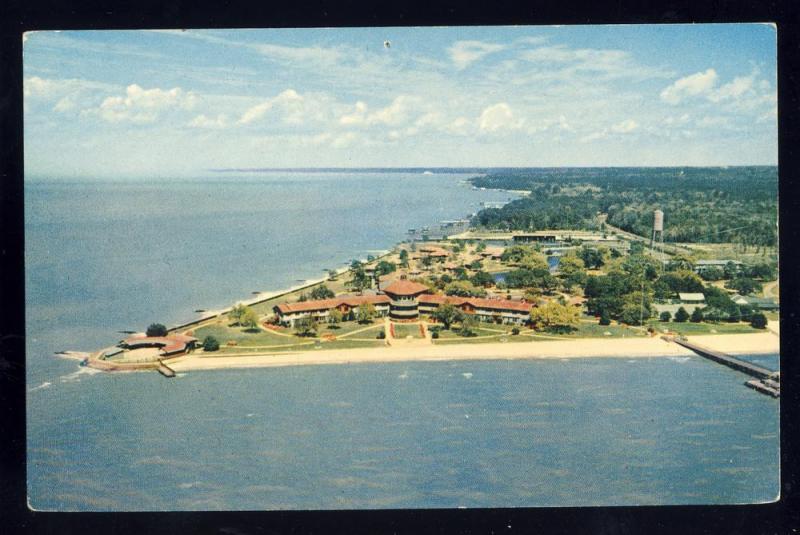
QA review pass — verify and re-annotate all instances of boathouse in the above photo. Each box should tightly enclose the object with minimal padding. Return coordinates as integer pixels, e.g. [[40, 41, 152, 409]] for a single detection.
[[119, 333, 198, 357]]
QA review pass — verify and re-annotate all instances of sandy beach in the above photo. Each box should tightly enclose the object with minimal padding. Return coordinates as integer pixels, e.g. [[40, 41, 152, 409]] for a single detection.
[[167, 331, 779, 372]]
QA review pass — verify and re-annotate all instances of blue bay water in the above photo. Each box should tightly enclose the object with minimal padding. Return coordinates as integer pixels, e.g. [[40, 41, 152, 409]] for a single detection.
[[25, 172, 779, 510]]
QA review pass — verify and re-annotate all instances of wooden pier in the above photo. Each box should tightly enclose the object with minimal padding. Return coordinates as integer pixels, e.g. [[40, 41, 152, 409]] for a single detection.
[[671, 337, 779, 397], [156, 360, 176, 378]]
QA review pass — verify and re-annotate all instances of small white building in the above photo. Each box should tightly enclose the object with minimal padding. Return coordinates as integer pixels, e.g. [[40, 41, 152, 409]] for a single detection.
[[678, 292, 706, 304]]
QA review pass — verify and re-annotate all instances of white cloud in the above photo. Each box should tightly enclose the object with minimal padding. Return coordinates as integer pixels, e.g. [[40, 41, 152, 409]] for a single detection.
[[238, 89, 301, 124], [189, 113, 229, 129], [444, 117, 473, 136], [660, 68, 718, 104], [24, 76, 113, 99], [238, 89, 333, 126], [448, 40, 506, 70], [610, 119, 638, 133], [338, 95, 419, 127], [663, 113, 690, 126], [580, 131, 607, 143], [53, 96, 75, 113], [254, 43, 343, 65], [87, 84, 197, 123], [339, 101, 368, 126], [695, 116, 730, 128], [709, 75, 754, 102], [331, 131, 358, 148], [478, 103, 523, 132], [580, 118, 638, 143]]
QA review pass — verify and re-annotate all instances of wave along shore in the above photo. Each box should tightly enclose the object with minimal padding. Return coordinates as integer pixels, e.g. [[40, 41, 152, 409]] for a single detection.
[[165, 332, 779, 373]]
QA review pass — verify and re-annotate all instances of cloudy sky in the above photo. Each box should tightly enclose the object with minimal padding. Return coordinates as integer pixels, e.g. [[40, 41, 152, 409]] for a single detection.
[[23, 25, 777, 178]]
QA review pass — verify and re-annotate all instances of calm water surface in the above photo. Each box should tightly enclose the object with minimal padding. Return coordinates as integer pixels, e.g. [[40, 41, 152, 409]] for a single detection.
[[25, 173, 779, 510]]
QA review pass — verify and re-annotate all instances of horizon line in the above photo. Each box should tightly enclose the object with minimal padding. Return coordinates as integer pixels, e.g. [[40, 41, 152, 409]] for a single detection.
[[210, 165, 778, 173]]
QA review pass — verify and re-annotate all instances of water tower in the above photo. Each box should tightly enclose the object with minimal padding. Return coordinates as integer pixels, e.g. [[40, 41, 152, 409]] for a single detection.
[[651, 209, 665, 266]]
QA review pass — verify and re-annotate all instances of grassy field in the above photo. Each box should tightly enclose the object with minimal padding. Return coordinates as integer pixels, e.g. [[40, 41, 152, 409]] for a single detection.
[[568, 321, 642, 338], [646, 321, 760, 336], [393, 323, 423, 339], [680, 242, 777, 263], [192, 322, 296, 347], [322, 319, 382, 336]]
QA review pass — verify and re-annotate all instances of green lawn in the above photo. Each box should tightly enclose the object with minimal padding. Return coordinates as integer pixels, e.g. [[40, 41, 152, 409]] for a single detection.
[[568, 322, 641, 338], [192, 323, 297, 347], [323, 319, 382, 336], [393, 323, 423, 339], [203, 336, 386, 355], [646, 321, 760, 336]]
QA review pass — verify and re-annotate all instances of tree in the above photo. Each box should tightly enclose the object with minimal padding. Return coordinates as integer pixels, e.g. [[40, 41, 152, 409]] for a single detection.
[[453, 267, 469, 280], [750, 312, 767, 329], [347, 267, 372, 294], [747, 262, 776, 281], [310, 284, 335, 300], [690, 307, 704, 323], [557, 254, 585, 278], [295, 316, 318, 337], [659, 311, 672, 322], [356, 303, 376, 324], [501, 245, 537, 264], [459, 315, 479, 337], [240, 307, 260, 331], [470, 270, 495, 288], [399, 249, 409, 268], [202, 336, 220, 352], [476, 242, 487, 252], [579, 245, 606, 269], [620, 303, 651, 326], [146, 323, 168, 337], [727, 306, 742, 323], [445, 280, 487, 297], [468, 259, 483, 271], [432, 303, 464, 330], [328, 308, 343, 325], [723, 261, 739, 279], [229, 303, 248, 325], [725, 277, 763, 296], [375, 260, 397, 277], [599, 312, 611, 326], [328, 269, 338, 280], [529, 301, 580, 333], [297, 293, 308, 302], [653, 270, 704, 299], [665, 255, 694, 272], [699, 267, 724, 281], [674, 307, 690, 323]]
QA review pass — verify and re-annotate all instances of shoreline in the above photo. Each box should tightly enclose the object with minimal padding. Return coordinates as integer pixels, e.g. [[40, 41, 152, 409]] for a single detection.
[[165, 332, 779, 373], [167, 249, 392, 333]]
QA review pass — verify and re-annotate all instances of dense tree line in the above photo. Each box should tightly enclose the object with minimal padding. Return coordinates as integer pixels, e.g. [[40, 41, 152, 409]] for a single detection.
[[470, 167, 777, 247]]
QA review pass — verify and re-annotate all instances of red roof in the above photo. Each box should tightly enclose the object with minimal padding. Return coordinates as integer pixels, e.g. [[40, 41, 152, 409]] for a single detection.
[[275, 294, 390, 314], [122, 333, 198, 354], [382, 279, 431, 296], [419, 294, 532, 313], [463, 297, 533, 313], [419, 294, 466, 306]]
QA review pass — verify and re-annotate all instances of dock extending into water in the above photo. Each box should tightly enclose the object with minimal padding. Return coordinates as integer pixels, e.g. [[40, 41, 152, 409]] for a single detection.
[[156, 360, 176, 378], [670, 337, 779, 397]]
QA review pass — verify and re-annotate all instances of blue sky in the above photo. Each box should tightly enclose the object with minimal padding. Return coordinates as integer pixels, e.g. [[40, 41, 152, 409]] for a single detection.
[[23, 25, 777, 177]]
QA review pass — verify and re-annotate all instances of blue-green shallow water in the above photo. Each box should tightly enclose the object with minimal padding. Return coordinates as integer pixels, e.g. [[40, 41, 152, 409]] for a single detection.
[[28, 356, 778, 510], [25, 172, 779, 510]]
